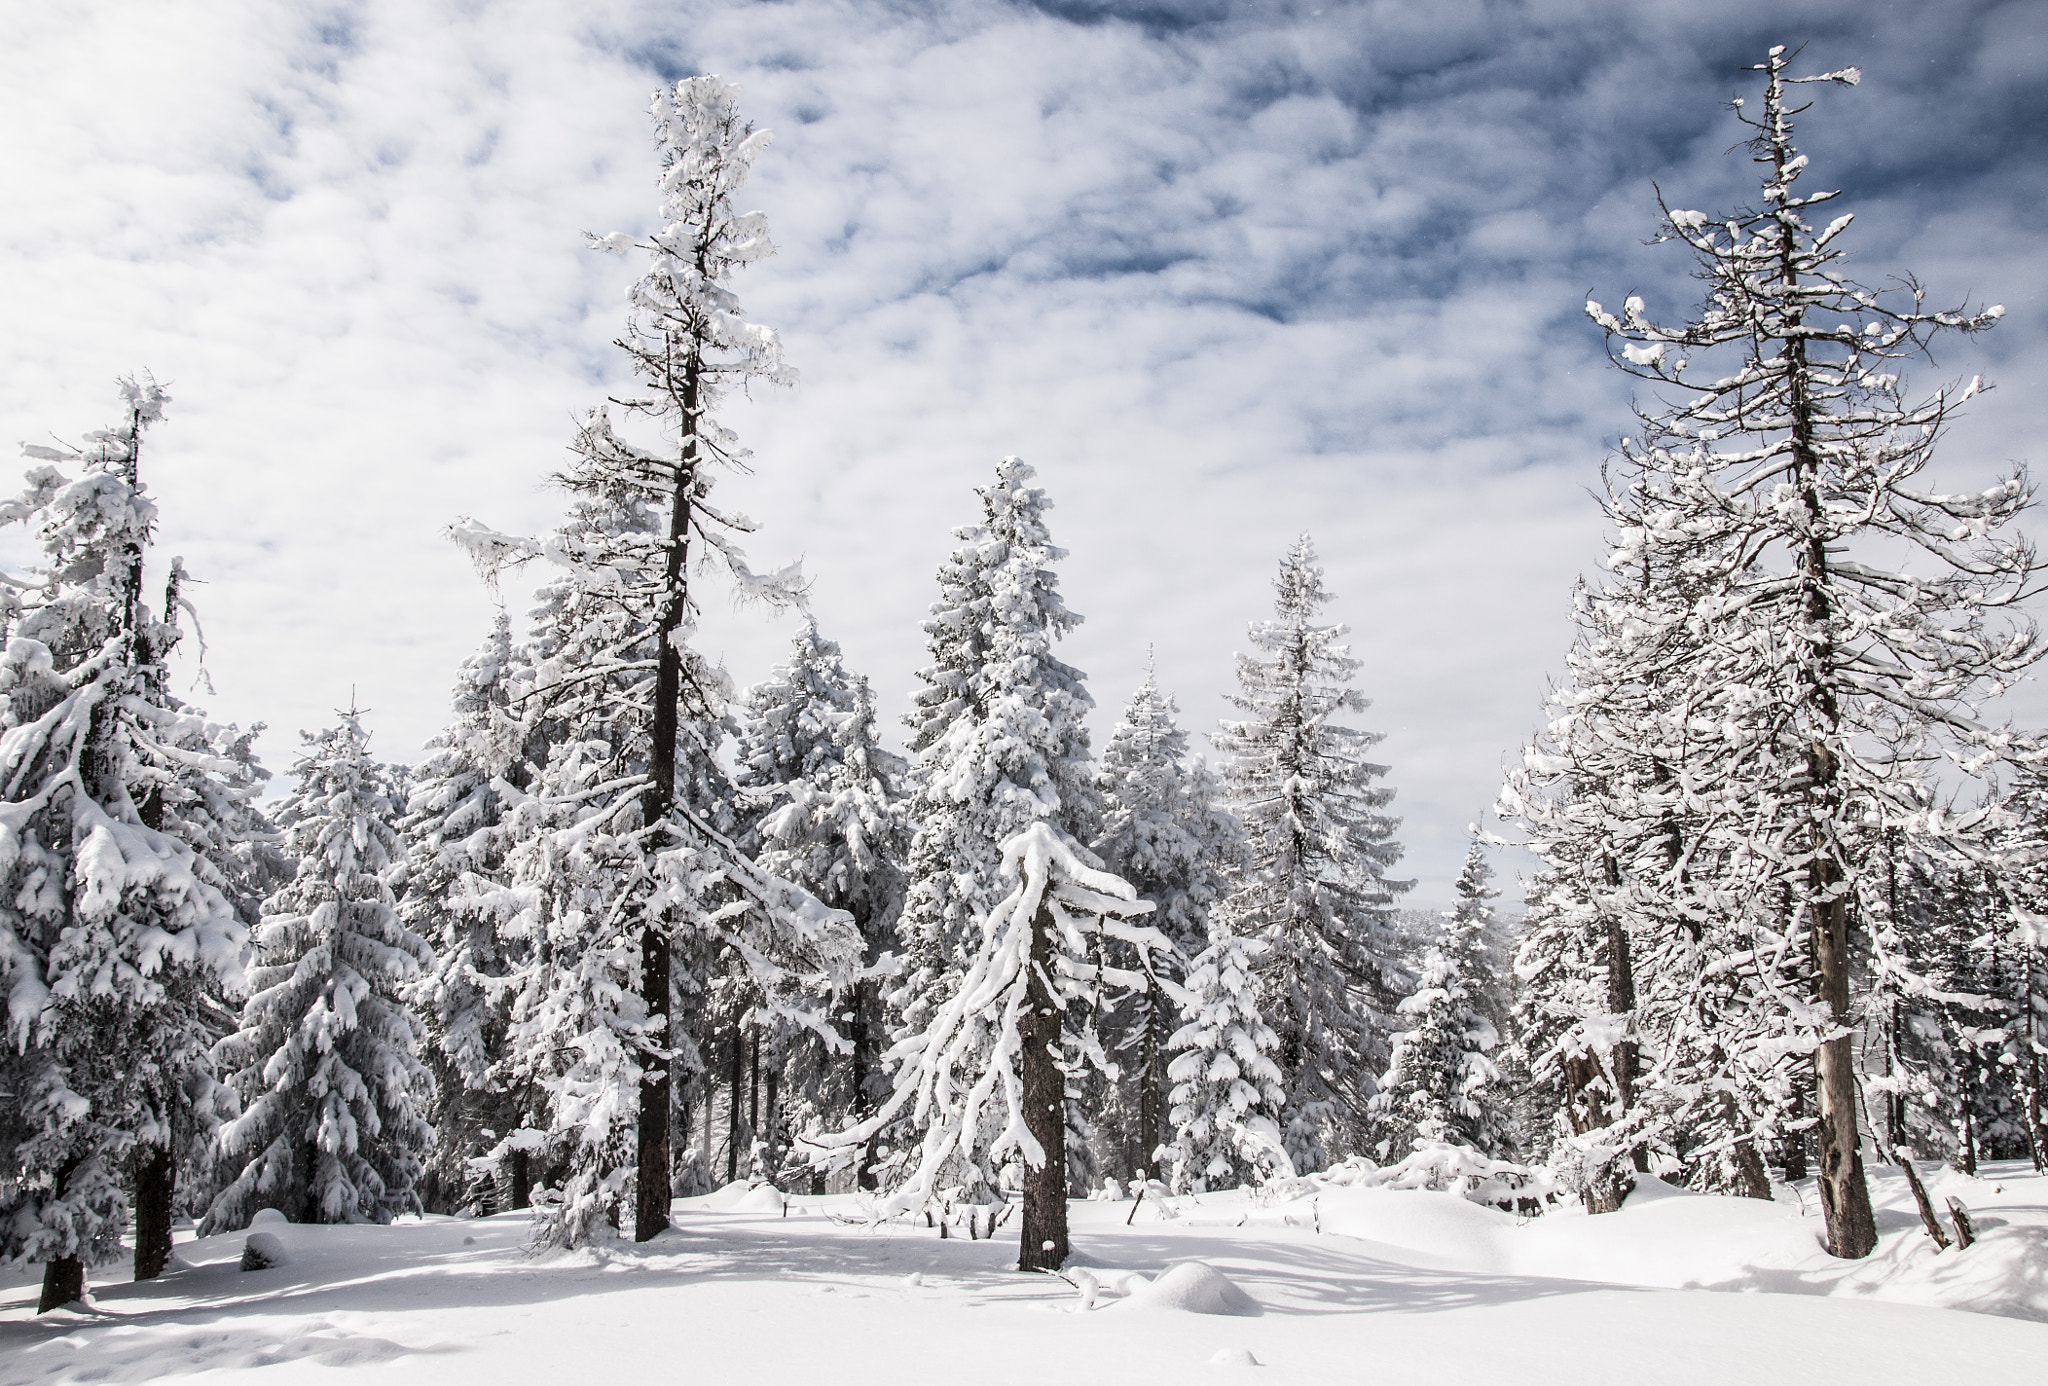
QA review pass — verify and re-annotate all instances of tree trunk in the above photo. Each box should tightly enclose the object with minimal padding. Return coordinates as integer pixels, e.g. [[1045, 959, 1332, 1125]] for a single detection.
[[1137, 989, 1162, 1181], [1733, 1139, 1773, 1201], [763, 1064, 780, 1181], [634, 350, 702, 1242], [850, 977, 879, 1191], [1813, 893, 1878, 1257], [133, 1142, 175, 1281], [1783, 1075, 1809, 1184], [302, 1136, 321, 1225], [38, 1157, 85, 1313], [748, 1028, 760, 1157], [726, 1018, 742, 1185], [1018, 897, 1069, 1273], [38, 1256, 84, 1314], [510, 1148, 532, 1210], [634, 929, 673, 1241]]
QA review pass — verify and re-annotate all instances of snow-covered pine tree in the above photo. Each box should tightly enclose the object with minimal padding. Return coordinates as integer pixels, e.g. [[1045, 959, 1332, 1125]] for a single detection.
[[401, 611, 541, 1211], [455, 77, 861, 1246], [821, 821, 1161, 1271], [736, 622, 910, 1189], [0, 378, 247, 1311], [1164, 919, 1290, 1192], [1577, 48, 2035, 1256], [208, 711, 431, 1229], [1092, 660, 1240, 1179], [894, 458, 1100, 1048], [1213, 534, 1409, 1171], [1372, 831, 1510, 1159]]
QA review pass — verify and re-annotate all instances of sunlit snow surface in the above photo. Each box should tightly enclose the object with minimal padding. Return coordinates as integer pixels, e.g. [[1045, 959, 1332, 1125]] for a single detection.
[[4, 1163, 2044, 1384]]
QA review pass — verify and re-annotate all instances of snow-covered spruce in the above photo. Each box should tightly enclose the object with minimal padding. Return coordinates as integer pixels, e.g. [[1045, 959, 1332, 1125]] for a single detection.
[[1517, 49, 2036, 1257], [1164, 920, 1291, 1192], [0, 377, 248, 1311], [1213, 534, 1409, 1172], [1371, 831, 1511, 1160], [208, 711, 431, 1230], [895, 457, 1099, 1042], [452, 77, 861, 1247], [400, 611, 541, 1212], [736, 622, 909, 1190], [818, 822, 1163, 1271], [1092, 661, 1241, 1181]]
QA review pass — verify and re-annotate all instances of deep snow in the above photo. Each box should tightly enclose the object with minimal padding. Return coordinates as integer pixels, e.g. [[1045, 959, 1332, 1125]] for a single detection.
[[2, 1161, 2043, 1385]]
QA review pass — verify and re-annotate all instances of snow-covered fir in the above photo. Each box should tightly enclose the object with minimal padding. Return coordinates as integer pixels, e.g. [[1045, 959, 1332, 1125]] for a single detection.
[[1372, 831, 1511, 1160], [1090, 661, 1241, 1180], [894, 457, 1101, 1049], [1508, 49, 2038, 1258], [1213, 534, 1410, 1172], [398, 611, 537, 1213], [1163, 921, 1291, 1192], [0, 379, 249, 1309], [735, 620, 910, 1187], [452, 76, 861, 1247], [208, 711, 431, 1231], [820, 820, 1163, 1270]]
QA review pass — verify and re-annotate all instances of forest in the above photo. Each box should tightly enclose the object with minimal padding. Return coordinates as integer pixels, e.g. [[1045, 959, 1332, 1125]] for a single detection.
[[2, 38, 2044, 1373]]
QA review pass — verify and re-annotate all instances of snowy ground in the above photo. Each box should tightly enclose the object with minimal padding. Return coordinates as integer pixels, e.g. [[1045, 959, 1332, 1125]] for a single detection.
[[3, 1162, 2044, 1385]]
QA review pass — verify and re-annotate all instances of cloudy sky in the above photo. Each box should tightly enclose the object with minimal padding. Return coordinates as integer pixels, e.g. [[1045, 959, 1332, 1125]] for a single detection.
[[3, 0, 2043, 903]]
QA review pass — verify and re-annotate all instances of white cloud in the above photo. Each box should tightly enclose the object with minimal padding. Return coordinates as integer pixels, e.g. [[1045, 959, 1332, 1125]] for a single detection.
[[2, 0, 2040, 903]]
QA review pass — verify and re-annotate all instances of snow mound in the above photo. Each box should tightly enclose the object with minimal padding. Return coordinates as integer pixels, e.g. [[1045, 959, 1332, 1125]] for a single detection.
[[241, 1231, 287, 1271], [1208, 1347, 1261, 1367], [1122, 1261, 1261, 1316], [248, 1208, 289, 1228], [700, 1181, 787, 1213]]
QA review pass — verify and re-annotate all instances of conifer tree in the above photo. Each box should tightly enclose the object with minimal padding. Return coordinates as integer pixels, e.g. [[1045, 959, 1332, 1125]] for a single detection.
[[736, 622, 909, 1186], [1372, 833, 1510, 1158], [1214, 534, 1409, 1171], [1092, 662, 1239, 1178], [0, 378, 247, 1310], [455, 77, 861, 1246], [402, 612, 540, 1210], [822, 821, 1160, 1271], [1164, 921, 1290, 1192], [895, 458, 1099, 1037], [208, 711, 431, 1229], [1573, 48, 2033, 1256]]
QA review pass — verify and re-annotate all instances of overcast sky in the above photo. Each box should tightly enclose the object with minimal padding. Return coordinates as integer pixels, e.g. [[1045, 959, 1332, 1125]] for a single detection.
[[3, 0, 2043, 904]]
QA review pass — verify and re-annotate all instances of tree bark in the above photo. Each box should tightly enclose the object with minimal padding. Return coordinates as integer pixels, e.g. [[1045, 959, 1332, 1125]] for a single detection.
[[510, 1148, 532, 1211], [38, 1157, 85, 1313], [133, 1143, 175, 1281], [726, 1018, 743, 1185], [849, 978, 880, 1191], [38, 1256, 84, 1314], [1018, 897, 1069, 1273], [634, 927, 673, 1241], [1137, 989, 1162, 1181], [1813, 893, 1878, 1257]]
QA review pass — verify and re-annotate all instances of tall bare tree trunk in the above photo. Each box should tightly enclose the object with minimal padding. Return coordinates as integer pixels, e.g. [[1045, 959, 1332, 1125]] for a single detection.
[[633, 348, 702, 1240], [1812, 890, 1877, 1256], [1018, 897, 1069, 1272]]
